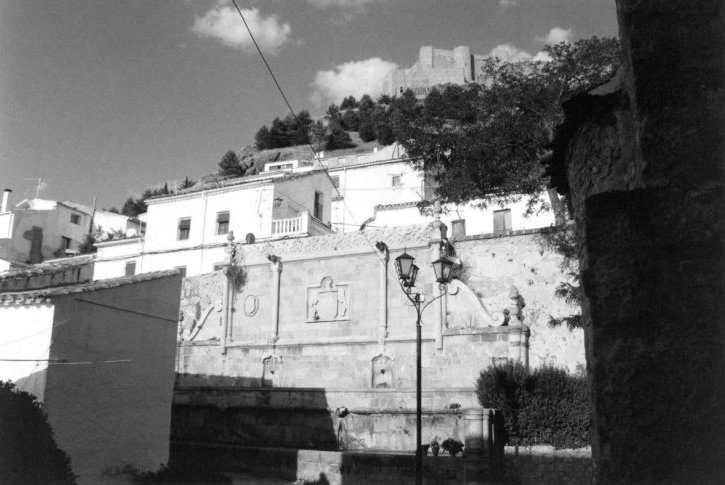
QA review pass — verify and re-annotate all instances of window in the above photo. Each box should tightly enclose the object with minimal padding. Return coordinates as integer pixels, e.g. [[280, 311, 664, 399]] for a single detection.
[[314, 191, 323, 220], [216, 211, 230, 235], [61, 236, 72, 249], [125, 261, 136, 276], [330, 176, 340, 189], [177, 218, 191, 240], [70, 213, 81, 225], [391, 175, 402, 188], [175, 266, 187, 278], [493, 209, 512, 234]]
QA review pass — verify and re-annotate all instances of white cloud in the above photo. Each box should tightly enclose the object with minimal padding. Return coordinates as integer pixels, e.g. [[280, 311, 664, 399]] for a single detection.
[[499, 0, 519, 7], [487, 44, 533, 62], [536, 27, 573, 45], [310, 57, 398, 106], [192, 3, 291, 55], [532, 51, 552, 62]]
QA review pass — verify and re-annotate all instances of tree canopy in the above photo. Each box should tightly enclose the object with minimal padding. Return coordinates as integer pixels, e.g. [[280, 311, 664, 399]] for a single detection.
[[396, 37, 621, 213], [218, 150, 248, 177], [254, 111, 313, 150], [121, 185, 172, 217]]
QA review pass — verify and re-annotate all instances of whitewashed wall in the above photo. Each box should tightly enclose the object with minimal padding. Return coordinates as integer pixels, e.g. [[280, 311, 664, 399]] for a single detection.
[[329, 158, 423, 231], [373, 195, 555, 235], [0, 303, 55, 400]]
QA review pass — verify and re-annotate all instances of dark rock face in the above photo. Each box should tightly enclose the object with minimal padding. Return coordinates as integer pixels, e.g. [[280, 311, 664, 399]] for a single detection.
[[552, 1, 725, 483]]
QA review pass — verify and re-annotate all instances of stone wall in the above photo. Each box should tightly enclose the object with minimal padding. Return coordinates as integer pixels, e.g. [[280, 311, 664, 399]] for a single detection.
[[171, 442, 465, 485], [172, 225, 583, 453]]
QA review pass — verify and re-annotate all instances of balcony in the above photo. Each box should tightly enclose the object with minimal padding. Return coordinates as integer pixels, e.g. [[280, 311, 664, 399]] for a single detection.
[[271, 211, 333, 238]]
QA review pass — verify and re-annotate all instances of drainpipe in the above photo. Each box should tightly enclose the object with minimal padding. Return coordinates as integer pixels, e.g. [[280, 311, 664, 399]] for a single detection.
[[374, 242, 389, 352], [221, 232, 235, 354]]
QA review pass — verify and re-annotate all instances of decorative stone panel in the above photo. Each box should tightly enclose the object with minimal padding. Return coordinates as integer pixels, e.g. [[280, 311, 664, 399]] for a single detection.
[[306, 277, 350, 322]]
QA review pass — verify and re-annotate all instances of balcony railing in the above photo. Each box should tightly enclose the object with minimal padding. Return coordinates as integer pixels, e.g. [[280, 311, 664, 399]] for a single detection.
[[271, 211, 332, 238]]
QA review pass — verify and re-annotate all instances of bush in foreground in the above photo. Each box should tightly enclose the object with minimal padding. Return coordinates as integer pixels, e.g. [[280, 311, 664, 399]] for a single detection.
[[0, 381, 77, 484], [477, 362, 591, 449]]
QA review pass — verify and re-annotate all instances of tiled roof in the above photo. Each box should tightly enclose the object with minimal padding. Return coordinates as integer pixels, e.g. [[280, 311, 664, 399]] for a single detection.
[[59, 200, 94, 214], [0, 254, 95, 280], [146, 168, 326, 202], [374, 201, 420, 212], [0, 269, 181, 305]]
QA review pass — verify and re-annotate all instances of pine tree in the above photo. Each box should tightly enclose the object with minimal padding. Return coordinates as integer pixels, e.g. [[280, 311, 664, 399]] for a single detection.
[[325, 122, 355, 150], [255, 126, 272, 150], [218, 150, 247, 177]]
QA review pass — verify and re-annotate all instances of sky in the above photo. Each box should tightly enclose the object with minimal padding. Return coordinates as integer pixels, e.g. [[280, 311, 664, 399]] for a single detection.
[[0, 0, 619, 210]]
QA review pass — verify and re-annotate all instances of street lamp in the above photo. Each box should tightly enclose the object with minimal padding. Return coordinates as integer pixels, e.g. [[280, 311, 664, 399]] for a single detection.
[[394, 249, 454, 485]]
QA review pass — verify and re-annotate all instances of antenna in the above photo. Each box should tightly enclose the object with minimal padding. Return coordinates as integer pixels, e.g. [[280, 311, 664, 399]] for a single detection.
[[22, 178, 43, 199], [89, 197, 97, 237]]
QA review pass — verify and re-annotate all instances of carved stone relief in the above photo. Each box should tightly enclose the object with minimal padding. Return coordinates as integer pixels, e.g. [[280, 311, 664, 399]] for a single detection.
[[243, 294, 259, 317], [371, 354, 395, 388], [262, 355, 281, 387], [306, 276, 350, 322], [178, 301, 222, 342]]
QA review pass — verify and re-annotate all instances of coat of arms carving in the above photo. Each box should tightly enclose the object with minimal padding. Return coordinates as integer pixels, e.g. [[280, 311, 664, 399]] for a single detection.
[[307, 276, 350, 322]]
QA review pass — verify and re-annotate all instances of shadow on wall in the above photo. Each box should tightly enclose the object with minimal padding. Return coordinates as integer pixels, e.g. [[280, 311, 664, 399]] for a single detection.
[[171, 373, 339, 448], [171, 373, 344, 482], [170, 374, 466, 484]]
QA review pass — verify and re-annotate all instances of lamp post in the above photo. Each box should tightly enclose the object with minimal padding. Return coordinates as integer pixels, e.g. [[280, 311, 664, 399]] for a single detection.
[[394, 249, 454, 485]]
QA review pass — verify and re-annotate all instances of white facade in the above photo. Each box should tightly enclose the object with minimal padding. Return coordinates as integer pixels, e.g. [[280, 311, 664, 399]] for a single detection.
[[92, 209, 143, 238], [0, 303, 55, 400], [0, 196, 140, 267], [325, 145, 427, 232], [323, 143, 555, 236], [95, 144, 555, 280], [95, 171, 335, 279], [372, 197, 554, 236], [0, 199, 91, 264]]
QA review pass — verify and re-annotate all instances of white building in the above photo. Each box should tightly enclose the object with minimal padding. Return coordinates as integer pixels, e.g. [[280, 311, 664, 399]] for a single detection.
[[94, 169, 335, 279], [323, 143, 555, 236], [0, 269, 182, 485], [94, 143, 555, 280], [0, 189, 141, 270]]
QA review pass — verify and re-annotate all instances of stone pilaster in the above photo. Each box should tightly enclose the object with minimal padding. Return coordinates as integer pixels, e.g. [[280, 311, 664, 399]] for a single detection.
[[268, 254, 282, 348]]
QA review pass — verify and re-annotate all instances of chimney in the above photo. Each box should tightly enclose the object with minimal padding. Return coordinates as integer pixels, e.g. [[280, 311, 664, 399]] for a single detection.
[[1, 189, 11, 213]]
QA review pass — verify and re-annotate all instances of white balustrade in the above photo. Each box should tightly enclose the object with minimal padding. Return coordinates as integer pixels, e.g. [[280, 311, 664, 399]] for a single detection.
[[271, 211, 332, 238]]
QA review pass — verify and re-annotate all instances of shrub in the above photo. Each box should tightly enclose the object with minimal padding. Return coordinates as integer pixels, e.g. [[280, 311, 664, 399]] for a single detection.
[[477, 362, 591, 449], [441, 438, 464, 456], [0, 381, 77, 484]]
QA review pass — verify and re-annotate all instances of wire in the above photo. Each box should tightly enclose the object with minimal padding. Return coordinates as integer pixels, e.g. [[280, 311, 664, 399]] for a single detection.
[[0, 318, 71, 348], [229, 0, 441, 307], [229, 0, 364, 225]]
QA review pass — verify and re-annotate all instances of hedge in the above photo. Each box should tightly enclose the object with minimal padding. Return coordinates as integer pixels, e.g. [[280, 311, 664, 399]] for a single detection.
[[0, 381, 77, 484], [476, 362, 591, 449]]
